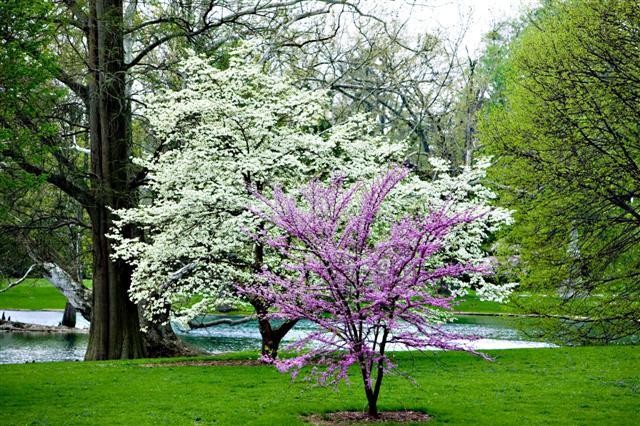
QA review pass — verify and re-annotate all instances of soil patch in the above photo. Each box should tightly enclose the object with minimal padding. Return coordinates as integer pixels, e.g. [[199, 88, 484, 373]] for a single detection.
[[305, 410, 430, 424], [141, 359, 263, 367]]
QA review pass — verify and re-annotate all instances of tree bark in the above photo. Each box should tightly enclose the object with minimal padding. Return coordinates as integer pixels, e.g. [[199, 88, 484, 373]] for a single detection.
[[366, 393, 378, 418], [251, 299, 297, 359], [41, 257, 194, 356], [358, 353, 379, 418], [40, 261, 92, 321], [250, 241, 298, 358], [139, 306, 199, 358], [84, 0, 145, 360]]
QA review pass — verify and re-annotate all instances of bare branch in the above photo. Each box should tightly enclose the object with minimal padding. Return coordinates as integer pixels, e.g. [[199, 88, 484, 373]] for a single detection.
[[0, 265, 37, 294], [188, 315, 256, 329]]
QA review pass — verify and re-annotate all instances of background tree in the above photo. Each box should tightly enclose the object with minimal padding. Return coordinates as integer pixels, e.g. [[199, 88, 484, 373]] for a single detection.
[[0, 0, 90, 325], [480, 0, 640, 343], [277, 17, 465, 170]]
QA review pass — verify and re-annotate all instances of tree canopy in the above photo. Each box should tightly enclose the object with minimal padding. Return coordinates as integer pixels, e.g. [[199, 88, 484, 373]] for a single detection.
[[480, 0, 640, 342]]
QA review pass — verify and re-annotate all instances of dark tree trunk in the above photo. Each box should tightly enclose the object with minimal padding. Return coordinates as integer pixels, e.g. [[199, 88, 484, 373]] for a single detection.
[[252, 300, 297, 359], [250, 239, 298, 359], [366, 393, 378, 418], [85, 214, 145, 360], [139, 302, 199, 358], [84, 0, 145, 360], [358, 352, 379, 418], [61, 301, 76, 328], [142, 320, 198, 358], [367, 364, 385, 418], [360, 364, 380, 418]]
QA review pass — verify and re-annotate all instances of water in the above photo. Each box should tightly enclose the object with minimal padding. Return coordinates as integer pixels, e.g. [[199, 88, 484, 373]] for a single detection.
[[0, 310, 553, 364], [0, 310, 90, 329], [0, 332, 88, 364]]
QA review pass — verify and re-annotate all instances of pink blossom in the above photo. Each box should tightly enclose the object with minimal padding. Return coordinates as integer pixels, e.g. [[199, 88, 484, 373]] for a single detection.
[[242, 166, 491, 416]]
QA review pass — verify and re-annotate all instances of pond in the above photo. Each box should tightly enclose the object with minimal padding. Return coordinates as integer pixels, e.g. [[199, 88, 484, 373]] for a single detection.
[[0, 310, 554, 364]]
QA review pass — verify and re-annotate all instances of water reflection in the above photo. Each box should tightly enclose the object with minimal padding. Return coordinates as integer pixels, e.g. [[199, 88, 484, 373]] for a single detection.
[[0, 332, 88, 364]]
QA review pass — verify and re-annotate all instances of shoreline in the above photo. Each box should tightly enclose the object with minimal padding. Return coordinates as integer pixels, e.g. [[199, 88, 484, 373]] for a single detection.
[[0, 320, 88, 334]]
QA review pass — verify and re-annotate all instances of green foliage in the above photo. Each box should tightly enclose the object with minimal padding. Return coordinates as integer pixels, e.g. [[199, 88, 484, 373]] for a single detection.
[[0, 0, 62, 162], [0, 347, 638, 424], [0, 0, 92, 280], [480, 0, 640, 342]]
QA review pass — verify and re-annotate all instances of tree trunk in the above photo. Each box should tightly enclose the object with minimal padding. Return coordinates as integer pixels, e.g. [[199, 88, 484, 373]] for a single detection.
[[61, 301, 76, 328], [366, 393, 378, 418], [258, 317, 284, 359], [39, 261, 92, 321], [139, 302, 199, 358], [141, 318, 198, 358], [41, 257, 191, 356], [250, 238, 298, 359], [359, 356, 379, 418], [369, 363, 385, 418], [85, 220, 145, 360], [252, 300, 297, 359], [84, 0, 145, 360]]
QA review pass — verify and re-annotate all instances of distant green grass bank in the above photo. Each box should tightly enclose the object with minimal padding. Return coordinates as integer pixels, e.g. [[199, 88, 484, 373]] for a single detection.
[[0, 278, 91, 311], [1, 346, 638, 425], [0, 279, 525, 314]]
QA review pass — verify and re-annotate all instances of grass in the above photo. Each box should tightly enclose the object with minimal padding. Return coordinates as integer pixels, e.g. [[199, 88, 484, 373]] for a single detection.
[[0, 279, 522, 315], [0, 278, 91, 311], [1, 346, 638, 425], [453, 292, 522, 314]]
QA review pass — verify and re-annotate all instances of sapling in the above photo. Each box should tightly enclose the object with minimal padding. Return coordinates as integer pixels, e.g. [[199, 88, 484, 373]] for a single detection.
[[243, 167, 489, 418]]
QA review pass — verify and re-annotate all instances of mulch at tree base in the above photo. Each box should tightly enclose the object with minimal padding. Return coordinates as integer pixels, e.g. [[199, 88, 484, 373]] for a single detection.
[[305, 410, 430, 424], [141, 359, 263, 367]]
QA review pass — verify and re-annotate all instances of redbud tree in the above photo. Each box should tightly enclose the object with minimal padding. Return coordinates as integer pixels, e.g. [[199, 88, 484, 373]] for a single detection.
[[243, 168, 489, 418]]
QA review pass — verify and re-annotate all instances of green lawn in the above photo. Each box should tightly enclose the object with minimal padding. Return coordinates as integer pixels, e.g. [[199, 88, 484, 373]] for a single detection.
[[1, 346, 638, 425], [0, 279, 523, 314], [0, 278, 92, 311], [453, 291, 522, 314]]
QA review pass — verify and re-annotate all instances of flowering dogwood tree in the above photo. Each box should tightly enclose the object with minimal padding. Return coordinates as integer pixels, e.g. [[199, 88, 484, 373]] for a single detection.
[[111, 51, 405, 357], [243, 168, 489, 418], [111, 49, 513, 358]]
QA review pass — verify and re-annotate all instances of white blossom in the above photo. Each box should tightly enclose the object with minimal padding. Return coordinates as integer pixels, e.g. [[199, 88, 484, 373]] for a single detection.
[[112, 50, 514, 325]]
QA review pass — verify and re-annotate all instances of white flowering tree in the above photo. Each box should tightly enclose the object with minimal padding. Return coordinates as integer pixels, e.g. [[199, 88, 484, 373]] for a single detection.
[[393, 157, 516, 302], [111, 50, 513, 358]]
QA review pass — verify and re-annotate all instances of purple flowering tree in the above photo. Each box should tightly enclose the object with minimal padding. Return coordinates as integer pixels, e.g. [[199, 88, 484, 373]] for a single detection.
[[243, 167, 489, 418]]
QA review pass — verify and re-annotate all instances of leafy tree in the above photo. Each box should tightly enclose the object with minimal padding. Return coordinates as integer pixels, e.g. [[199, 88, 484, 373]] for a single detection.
[[0, 0, 88, 323], [480, 0, 640, 342], [243, 168, 489, 418]]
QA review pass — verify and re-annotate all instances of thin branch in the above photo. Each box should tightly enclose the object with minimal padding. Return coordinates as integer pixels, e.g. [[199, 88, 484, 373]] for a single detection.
[[0, 265, 37, 294], [188, 315, 257, 329]]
